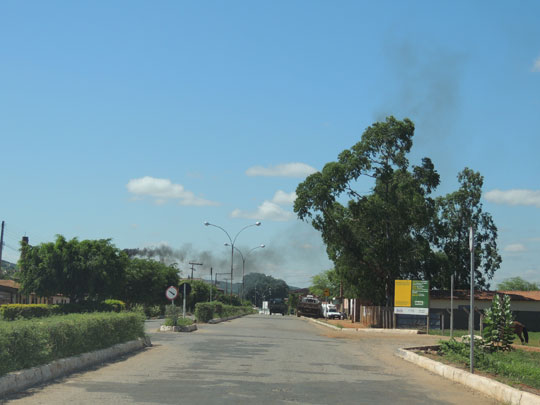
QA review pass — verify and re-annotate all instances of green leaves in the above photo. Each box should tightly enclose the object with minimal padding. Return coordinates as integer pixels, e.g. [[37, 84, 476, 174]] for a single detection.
[[294, 116, 441, 304], [19, 236, 128, 302], [483, 294, 514, 352], [497, 277, 539, 291], [294, 116, 501, 304]]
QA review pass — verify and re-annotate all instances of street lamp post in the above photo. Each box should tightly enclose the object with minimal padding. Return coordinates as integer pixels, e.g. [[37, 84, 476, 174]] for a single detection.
[[225, 244, 265, 301], [204, 221, 261, 299]]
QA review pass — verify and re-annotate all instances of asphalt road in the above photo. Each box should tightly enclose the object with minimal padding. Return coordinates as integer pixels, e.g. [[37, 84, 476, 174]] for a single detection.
[[3, 315, 498, 404]]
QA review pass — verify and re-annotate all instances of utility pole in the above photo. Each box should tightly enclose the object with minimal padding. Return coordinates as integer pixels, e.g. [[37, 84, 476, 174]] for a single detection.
[[469, 227, 475, 374], [0, 221, 4, 276], [450, 274, 454, 339], [209, 267, 213, 302], [188, 261, 202, 279]]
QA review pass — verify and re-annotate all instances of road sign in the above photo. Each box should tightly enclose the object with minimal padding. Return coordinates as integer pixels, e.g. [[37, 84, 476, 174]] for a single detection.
[[165, 286, 178, 301], [324, 288, 330, 297]]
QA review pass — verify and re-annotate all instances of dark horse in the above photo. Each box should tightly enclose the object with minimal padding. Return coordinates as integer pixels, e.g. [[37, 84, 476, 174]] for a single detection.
[[513, 321, 529, 344]]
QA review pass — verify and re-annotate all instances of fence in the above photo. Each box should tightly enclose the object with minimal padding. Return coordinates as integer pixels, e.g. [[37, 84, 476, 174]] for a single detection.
[[358, 305, 394, 328]]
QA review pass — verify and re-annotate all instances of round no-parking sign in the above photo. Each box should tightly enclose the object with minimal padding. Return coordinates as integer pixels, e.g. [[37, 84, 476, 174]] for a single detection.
[[165, 286, 178, 301]]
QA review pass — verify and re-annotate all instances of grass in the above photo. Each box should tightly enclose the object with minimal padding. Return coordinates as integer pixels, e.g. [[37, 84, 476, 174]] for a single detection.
[[433, 339, 540, 391], [428, 329, 540, 347]]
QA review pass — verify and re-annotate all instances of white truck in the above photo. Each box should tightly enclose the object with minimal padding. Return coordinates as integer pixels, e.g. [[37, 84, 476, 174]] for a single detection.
[[322, 303, 342, 319]]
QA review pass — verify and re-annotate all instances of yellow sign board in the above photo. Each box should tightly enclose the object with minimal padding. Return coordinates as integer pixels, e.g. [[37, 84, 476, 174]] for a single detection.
[[324, 288, 330, 297], [394, 280, 412, 307]]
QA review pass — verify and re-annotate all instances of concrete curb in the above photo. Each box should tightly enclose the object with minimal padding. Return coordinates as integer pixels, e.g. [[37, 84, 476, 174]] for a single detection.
[[0, 338, 149, 398], [395, 347, 540, 405], [306, 317, 420, 334], [159, 324, 198, 332]]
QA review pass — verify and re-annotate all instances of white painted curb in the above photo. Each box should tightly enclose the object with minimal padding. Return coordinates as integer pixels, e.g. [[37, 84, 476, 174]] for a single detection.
[[159, 324, 198, 332], [0, 338, 148, 398], [396, 347, 540, 405]]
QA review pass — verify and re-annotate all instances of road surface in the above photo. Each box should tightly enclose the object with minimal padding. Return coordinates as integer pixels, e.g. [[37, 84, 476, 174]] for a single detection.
[[3, 314, 498, 404]]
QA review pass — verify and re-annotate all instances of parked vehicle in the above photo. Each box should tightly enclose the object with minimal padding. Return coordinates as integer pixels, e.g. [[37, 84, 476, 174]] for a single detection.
[[322, 303, 342, 319], [296, 295, 322, 318]]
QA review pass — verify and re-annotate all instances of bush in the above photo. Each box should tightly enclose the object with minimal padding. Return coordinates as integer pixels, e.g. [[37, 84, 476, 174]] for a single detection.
[[483, 294, 514, 352], [164, 317, 193, 327], [194, 303, 215, 322], [102, 299, 126, 312], [194, 301, 255, 322], [1, 299, 127, 321], [0, 312, 145, 376], [0, 304, 59, 320], [165, 304, 181, 326]]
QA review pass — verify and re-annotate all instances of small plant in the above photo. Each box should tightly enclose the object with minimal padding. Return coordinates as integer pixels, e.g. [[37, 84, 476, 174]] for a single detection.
[[164, 317, 193, 327], [483, 294, 514, 352], [165, 304, 181, 327]]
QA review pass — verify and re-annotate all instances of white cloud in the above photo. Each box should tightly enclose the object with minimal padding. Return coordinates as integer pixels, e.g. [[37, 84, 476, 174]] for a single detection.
[[126, 176, 219, 206], [245, 163, 317, 178], [504, 243, 526, 253], [533, 56, 540, 72], [231, 189, 298, 222], [484, 189, 540, 208], [272, 190, 297, 205], [231, 201, 294, 222]]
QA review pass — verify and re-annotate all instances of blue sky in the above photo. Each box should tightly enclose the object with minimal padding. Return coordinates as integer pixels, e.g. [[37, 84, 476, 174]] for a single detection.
[[1, 1, 539, 288]]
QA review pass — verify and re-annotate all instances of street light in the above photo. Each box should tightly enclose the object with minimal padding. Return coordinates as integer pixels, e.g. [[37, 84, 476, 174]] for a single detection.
[[204, 221, 261, 298], [224, 244, 265, 301]]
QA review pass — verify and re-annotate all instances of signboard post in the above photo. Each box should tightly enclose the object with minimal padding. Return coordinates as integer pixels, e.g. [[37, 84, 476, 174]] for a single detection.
[[394, 280, 430, 329]]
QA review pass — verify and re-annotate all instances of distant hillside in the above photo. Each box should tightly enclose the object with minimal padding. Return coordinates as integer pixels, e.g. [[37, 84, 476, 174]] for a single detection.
[[1, 260, 19, 279], [1, 260, 17, 271]]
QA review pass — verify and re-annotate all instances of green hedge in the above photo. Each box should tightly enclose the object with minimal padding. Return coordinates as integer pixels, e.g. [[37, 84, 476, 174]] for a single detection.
[[0, 304, 59, 320], [194, 301, 254, 322], [0, 300, 127, 320], [0, 312, 145, 376]]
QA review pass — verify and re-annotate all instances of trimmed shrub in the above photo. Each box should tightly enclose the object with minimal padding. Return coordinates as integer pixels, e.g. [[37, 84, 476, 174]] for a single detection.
[[0, 304, 59, 320], [1, 299, 127, 321], [102, 299, 126, 312], [195, 303, 214, 322], [0, 312, 145, 376], [194, 302, 255, 322], [164, 317, 193, 327]]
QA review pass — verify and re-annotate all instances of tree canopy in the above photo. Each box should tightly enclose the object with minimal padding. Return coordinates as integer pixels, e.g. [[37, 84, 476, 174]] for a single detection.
[[294, 116, 501, 305], [309, 269, 340, 298], [244, 272, 289, 307], [19, 235, 128, 302], [18, 235, 183, 306], [497, 277, 539, 291]]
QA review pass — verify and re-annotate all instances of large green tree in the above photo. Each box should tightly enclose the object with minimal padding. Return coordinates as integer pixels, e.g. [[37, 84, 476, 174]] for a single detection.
[[244, 273, 289, 307], [19, 235, 128, 302], [309, 269, 340, 298], [295, 117, 440, 305], [122, 258, 180, 306], [432, 168, 501, 290]]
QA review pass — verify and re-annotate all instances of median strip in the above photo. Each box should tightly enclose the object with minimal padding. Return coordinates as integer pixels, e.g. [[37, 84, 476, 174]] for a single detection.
[[396, 346, 540, 405]]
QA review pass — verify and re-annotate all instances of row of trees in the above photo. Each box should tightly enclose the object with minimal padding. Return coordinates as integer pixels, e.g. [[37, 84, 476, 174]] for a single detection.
[[18, 236, 187, 307], [295, 116, 502, 305]]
